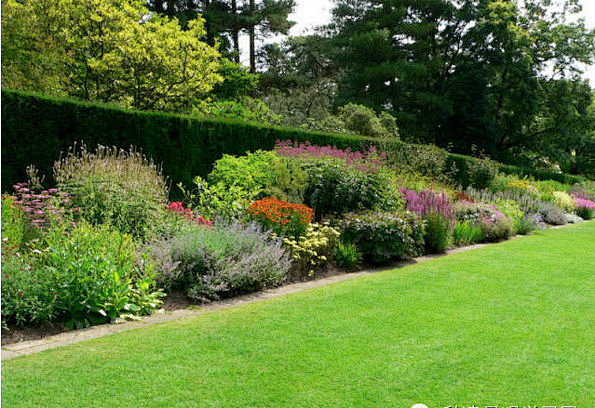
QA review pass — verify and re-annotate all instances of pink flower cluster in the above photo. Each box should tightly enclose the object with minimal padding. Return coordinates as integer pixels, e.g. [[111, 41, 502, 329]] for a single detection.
[[274, 140, 386, 171], [11, 183, 77, 229], [168, 202, 212, 226], [400, 188, 454, 222], [574, 196, 595, 209]]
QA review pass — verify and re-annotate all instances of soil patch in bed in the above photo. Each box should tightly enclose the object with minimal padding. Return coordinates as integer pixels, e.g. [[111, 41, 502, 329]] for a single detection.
[[2, 322, 66, 346]]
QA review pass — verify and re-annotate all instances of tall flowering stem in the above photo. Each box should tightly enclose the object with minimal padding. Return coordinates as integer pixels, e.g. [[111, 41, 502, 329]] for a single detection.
[[274, 140, 387, 172], [573, 196, 595, 210], [11, 182, 76, 230], [400, 188, 454, 224]]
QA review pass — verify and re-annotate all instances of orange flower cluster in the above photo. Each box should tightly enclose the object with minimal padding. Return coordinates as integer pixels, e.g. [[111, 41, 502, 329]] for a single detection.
[[247, 198, 313, 226]]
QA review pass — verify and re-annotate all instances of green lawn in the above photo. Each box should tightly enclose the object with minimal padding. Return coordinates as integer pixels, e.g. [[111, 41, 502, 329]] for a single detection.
[[3, 222, 594, 408]]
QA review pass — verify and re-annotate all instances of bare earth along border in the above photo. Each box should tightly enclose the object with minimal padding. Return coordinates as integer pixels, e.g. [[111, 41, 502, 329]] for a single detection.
[[0, 225, 573, 360]]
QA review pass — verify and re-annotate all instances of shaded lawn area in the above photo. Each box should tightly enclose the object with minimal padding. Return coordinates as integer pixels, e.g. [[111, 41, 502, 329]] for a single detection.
[[2, 222, 594, 407]]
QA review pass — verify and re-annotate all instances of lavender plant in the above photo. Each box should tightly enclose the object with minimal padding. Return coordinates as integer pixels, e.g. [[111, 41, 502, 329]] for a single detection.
[[146, 223, 291, 302]]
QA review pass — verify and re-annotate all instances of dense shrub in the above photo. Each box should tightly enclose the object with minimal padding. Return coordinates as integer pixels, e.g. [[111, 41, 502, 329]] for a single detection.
[[539, 204, 567, 225], [148, 223, 290, 302], [390, 143, 449, 181], [479, 215, 515, 242], [339, 211, 424, 263], [302, 158, 395, 219], [208, 151, 308, 203], [468, 157, 498, 189], [247, 198, 314, 238], [452, 221, 485, 246], [514, 215, 539, 235], [54, 145, 168, 239], [180, 176, 258, 223], [303, 103, 400, 139], [282, 223, 340, 279]]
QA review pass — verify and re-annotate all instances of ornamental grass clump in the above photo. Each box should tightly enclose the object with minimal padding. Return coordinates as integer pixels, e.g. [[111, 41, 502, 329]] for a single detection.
[[54, 144, 168, 239], [452, 221, 484, 246]]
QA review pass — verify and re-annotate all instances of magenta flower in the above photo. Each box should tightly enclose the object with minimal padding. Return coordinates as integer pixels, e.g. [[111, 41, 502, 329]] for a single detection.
[[274, 140, 386, 171]]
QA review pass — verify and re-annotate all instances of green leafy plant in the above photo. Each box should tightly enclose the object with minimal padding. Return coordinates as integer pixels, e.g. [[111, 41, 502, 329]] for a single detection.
[[41, 222, 163, 329], [180, 176, 258, 223], [208, 151, 277, 193], [1, 194, 26, 249], [423, 213, 451, 254], [339, 211, 425, 263], [452, 221, 485, 246], [209, 151, 308, 203], [334, 241, 361, 268], [1, 253, 57, 327]]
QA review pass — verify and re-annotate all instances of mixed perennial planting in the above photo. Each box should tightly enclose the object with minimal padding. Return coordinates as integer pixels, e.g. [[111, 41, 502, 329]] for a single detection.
[[1, 140, 594, 331]]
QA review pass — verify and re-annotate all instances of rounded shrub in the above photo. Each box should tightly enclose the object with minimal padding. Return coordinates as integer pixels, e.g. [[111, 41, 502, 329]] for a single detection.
[[147, 223, 291, 302], [339, 211, 424, 264]]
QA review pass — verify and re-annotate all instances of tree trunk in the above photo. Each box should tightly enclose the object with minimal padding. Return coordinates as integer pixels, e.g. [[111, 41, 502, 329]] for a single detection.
[[231, 0, 240, 63], [249, 0, 256, 72], [204, 0, 214, 46]]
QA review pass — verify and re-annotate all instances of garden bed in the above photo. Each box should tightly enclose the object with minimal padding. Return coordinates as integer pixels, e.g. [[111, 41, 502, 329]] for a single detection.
[[2, 140, 594, 344]]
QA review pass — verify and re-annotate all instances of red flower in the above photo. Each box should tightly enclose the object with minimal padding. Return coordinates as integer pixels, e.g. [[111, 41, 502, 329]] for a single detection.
[[18, 291, 23, 297], [247, 198, 313, 226]]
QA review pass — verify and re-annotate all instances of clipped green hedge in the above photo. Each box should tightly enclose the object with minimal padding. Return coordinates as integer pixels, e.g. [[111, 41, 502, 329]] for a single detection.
[[1, 90, 372, 193], [1, 89, 585, 195], [497, 163, 583, 185]]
